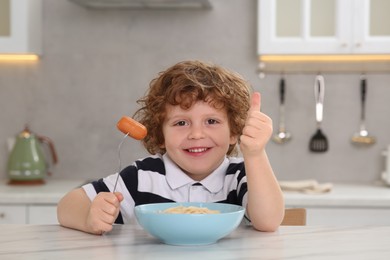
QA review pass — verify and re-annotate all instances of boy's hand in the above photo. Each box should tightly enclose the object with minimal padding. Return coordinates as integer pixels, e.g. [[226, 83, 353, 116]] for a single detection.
[[86, 192, 123, 235], [240, 92, 273, 158]]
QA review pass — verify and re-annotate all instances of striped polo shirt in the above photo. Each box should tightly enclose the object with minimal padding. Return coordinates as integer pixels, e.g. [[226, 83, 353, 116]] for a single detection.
[[82, 153, 248, 224]]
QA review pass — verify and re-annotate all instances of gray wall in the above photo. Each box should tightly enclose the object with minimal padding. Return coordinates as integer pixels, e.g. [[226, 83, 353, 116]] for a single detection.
[[1, 0, 389, 183]]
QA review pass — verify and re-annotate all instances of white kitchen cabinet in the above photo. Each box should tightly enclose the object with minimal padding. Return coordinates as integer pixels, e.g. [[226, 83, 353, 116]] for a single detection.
[[0, 204, 58, 224], [284, 183, 390, 225], [28, 205, 58, 224], [258, 0, 390, 55], [306, 207, 390, 226], [0, 179, 84, 224], [0, 0, 42, 54], [0, 205, 27, 224]]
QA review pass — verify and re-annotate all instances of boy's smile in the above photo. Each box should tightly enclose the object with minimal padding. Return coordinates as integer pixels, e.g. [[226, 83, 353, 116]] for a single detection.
[[185, 147, 209, 155], [162, 101, 237, 181]]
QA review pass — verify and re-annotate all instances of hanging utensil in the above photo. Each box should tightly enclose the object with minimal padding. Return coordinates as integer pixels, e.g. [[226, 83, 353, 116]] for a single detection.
[[351, 77, 376, 145], [309, 75, 328, 152], [272, 77, 291, 144]]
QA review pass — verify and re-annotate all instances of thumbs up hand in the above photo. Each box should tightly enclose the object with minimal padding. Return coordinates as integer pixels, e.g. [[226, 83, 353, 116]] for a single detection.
[[239, 92, 273, 158]]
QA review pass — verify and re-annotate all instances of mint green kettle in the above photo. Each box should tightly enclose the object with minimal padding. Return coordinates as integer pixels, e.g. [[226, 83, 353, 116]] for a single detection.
[[7, 126, 58, 185]]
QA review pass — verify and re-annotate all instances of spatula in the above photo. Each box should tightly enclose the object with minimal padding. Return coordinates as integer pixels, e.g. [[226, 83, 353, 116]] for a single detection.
[[309, 75, 328, 153]]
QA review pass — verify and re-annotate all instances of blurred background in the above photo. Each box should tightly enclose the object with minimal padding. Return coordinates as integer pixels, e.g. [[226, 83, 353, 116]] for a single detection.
[[1, 0, 390, 184]]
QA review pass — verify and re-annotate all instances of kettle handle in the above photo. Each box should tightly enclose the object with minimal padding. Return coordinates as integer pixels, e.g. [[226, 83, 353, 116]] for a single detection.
[[37, 135, 58, 176]]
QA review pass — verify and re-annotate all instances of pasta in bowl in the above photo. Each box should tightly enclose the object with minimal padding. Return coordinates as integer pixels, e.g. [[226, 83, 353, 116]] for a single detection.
[[134, 202, 245, 246]]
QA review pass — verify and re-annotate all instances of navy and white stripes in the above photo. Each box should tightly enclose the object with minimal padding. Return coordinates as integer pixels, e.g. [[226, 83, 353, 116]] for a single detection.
[[83, 154, 248, 224]]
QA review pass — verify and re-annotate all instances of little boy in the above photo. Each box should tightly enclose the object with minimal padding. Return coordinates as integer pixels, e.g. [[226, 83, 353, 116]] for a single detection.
[[57, 60, 285, 235]]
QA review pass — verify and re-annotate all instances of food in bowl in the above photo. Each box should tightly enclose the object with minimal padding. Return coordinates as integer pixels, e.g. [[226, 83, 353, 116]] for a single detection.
[[161, 205, 220, 214], [134, 202, 245, 246]]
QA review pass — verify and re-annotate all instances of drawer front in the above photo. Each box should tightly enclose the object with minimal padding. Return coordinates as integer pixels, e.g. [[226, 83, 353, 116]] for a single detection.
[[0, 205, 27, 224], [28, 205, 58, 224]]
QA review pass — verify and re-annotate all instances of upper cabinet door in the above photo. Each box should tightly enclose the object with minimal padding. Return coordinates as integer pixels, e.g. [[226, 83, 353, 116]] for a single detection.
[[0, 0, 42, 55], [258, 0, 390, 55], [353, 0, 390, 53]]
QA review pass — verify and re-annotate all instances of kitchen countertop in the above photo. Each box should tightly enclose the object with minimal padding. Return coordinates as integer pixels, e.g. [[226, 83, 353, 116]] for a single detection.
[[0, 179, 84, 204], [1, 224, 390, 259], [1, 179, 390, 208], [283, 182, 390, 208]]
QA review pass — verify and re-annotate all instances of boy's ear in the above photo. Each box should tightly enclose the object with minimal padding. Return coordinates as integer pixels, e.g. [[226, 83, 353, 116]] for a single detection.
[[230, 135, 238, 145]]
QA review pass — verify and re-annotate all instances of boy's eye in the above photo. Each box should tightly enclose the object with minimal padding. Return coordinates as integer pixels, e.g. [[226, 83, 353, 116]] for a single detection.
[[207, 119, 218, 125], [174, 120, 188, 126]]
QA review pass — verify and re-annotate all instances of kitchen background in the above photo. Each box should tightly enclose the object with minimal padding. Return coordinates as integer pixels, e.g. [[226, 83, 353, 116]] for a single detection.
[[1, 0, 390, 184]]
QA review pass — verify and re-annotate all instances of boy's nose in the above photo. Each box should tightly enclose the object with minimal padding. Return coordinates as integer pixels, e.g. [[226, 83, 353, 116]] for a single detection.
[[188, 125, 205, 139]]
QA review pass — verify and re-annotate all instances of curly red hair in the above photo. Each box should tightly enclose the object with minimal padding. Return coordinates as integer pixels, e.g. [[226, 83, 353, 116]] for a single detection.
[[134, 60, 252, 156]]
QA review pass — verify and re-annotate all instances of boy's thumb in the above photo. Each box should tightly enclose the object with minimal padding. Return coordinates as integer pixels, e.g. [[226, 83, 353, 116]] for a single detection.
[[114, 192, 124, 202], [250, 92, 261, 112]]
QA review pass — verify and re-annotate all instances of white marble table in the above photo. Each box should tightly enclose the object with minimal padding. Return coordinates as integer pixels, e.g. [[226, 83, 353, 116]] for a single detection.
[[1, 224, 390, 259]]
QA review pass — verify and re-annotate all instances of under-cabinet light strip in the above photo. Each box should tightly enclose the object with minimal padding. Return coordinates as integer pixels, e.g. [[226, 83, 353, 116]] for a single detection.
[[0, 54, 39, 61], [260, 55, 390, 62]]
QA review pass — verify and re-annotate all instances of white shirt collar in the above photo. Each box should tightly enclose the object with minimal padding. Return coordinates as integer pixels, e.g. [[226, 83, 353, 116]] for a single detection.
[[163, 153, 229, 193]]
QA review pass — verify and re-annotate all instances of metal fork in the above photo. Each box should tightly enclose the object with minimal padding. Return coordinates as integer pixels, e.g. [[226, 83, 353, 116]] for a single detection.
[[113, 133, 129, 193], [309, 75, 328, 153]]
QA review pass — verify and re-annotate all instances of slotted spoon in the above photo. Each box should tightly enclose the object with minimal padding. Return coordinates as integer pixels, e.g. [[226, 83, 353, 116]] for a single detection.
[[309, 75, 328, 153]]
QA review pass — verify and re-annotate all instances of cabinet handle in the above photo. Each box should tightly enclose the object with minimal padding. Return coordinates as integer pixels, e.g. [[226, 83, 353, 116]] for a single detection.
[[355, 42, 362, 47], [0, 212, 5, 218], [341, 42, 348, 47]]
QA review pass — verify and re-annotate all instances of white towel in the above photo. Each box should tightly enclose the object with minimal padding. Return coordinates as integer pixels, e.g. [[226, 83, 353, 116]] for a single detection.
[[279, 179, 333, 194]]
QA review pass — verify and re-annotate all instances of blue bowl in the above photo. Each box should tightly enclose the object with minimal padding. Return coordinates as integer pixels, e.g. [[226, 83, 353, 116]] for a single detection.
[[134, 202, 245, 246]]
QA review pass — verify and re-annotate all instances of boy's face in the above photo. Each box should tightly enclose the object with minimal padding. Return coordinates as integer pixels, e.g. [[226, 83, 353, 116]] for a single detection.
[[162, 101, 237, 181]]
